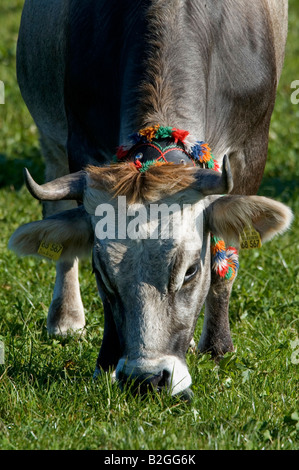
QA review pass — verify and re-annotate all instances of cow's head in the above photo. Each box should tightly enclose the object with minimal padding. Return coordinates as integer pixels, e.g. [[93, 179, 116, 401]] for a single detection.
[[9, 159, 293, 398]]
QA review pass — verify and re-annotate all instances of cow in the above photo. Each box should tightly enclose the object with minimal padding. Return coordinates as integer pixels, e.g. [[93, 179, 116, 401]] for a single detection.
[[9, 0, 292, 399]]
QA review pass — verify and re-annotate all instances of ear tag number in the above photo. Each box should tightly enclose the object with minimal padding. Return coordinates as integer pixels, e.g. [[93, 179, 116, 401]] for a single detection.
[[239, 226, 262, 250], [38, 240, 63, 261]]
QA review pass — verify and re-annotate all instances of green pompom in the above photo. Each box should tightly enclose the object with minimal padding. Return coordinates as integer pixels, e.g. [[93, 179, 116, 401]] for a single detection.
[[154, 126, 174, 140]]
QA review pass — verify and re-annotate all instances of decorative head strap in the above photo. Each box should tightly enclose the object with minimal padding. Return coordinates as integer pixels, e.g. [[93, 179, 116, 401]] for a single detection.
[[114, 125, 220, 172]]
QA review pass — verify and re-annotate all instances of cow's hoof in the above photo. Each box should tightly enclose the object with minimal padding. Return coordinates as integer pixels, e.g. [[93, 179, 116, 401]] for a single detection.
[[47, 322, 86, 337], [47, 299, 85, 336], [197, 338, 234, 360]]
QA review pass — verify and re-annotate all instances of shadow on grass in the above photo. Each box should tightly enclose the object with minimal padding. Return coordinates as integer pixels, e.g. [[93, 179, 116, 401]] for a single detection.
[[0, 149, 44, 189], [258, 177, 298, 205]]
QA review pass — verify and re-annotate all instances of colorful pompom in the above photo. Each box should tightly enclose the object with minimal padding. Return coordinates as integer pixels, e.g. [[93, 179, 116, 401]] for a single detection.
[[138, 125, 161, 142], [172, 128, 190, 144], [155, 126, 174, 140], [210, 236, 239, 281]]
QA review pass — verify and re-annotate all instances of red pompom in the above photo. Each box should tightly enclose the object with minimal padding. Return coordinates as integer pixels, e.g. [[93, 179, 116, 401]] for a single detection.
[[172, 128, 190, 144]]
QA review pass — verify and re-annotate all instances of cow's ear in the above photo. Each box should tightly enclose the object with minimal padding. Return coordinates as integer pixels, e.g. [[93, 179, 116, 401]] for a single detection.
[[206, 195, 293, 246], [9, 206, 94, 261]]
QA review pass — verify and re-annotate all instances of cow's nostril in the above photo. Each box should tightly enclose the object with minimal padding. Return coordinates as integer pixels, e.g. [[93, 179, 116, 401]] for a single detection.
[[148, 371, 164, 389], [157, 369, 170, 389], [118, 370, 170, 395]]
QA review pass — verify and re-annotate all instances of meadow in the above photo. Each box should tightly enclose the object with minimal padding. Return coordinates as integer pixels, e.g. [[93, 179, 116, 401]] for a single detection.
[[0, 0, 298, 450]]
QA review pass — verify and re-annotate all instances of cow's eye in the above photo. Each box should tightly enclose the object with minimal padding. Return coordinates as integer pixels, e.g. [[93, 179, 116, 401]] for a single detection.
[[184, 263, 199, 283]]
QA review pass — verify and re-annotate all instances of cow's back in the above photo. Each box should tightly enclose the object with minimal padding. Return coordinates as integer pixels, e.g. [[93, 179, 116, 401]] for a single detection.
[[17, 0, 288, 178], [17, 0, 149, 169]]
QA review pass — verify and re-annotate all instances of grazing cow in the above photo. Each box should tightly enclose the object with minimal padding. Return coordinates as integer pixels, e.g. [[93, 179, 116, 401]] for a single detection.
[[9, 0, 292, 399]]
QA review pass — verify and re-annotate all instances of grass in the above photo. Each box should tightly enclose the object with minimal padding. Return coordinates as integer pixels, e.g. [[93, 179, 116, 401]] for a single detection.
[[0, 0, 298, 450]]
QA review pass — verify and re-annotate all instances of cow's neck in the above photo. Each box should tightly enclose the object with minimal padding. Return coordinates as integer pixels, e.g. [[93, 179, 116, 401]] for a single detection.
[[120, 0, 208, 149]]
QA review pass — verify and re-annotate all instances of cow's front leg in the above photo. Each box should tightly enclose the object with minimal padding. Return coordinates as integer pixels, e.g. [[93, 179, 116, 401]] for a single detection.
[[41, 134, 85, 335], [43, 198, 85, 336], [94, 298, 121, 377], [47, 258, 85, 335], [198, 270, 235, 358]]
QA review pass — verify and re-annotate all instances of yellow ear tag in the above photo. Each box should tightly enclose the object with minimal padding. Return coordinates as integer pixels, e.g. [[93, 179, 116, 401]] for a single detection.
[[239, 226, 262, 250], [38, 240, 63, 261]]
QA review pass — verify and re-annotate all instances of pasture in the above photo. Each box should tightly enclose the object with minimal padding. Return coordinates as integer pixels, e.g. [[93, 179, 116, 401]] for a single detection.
[[0, 0, 298, 450]]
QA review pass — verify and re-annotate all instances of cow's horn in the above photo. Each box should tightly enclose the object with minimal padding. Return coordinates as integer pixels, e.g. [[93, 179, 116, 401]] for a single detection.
[[23, 168, 86, 201], [194, 154, 234, 195]]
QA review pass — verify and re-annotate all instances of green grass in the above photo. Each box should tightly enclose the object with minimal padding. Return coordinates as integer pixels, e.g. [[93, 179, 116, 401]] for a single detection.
[[0, 0, 298, 450]]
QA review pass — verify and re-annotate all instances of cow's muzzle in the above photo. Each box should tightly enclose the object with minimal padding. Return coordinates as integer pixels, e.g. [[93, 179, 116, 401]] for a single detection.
[[115, 356, 193, 401], [117, 369, 169, 394]]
